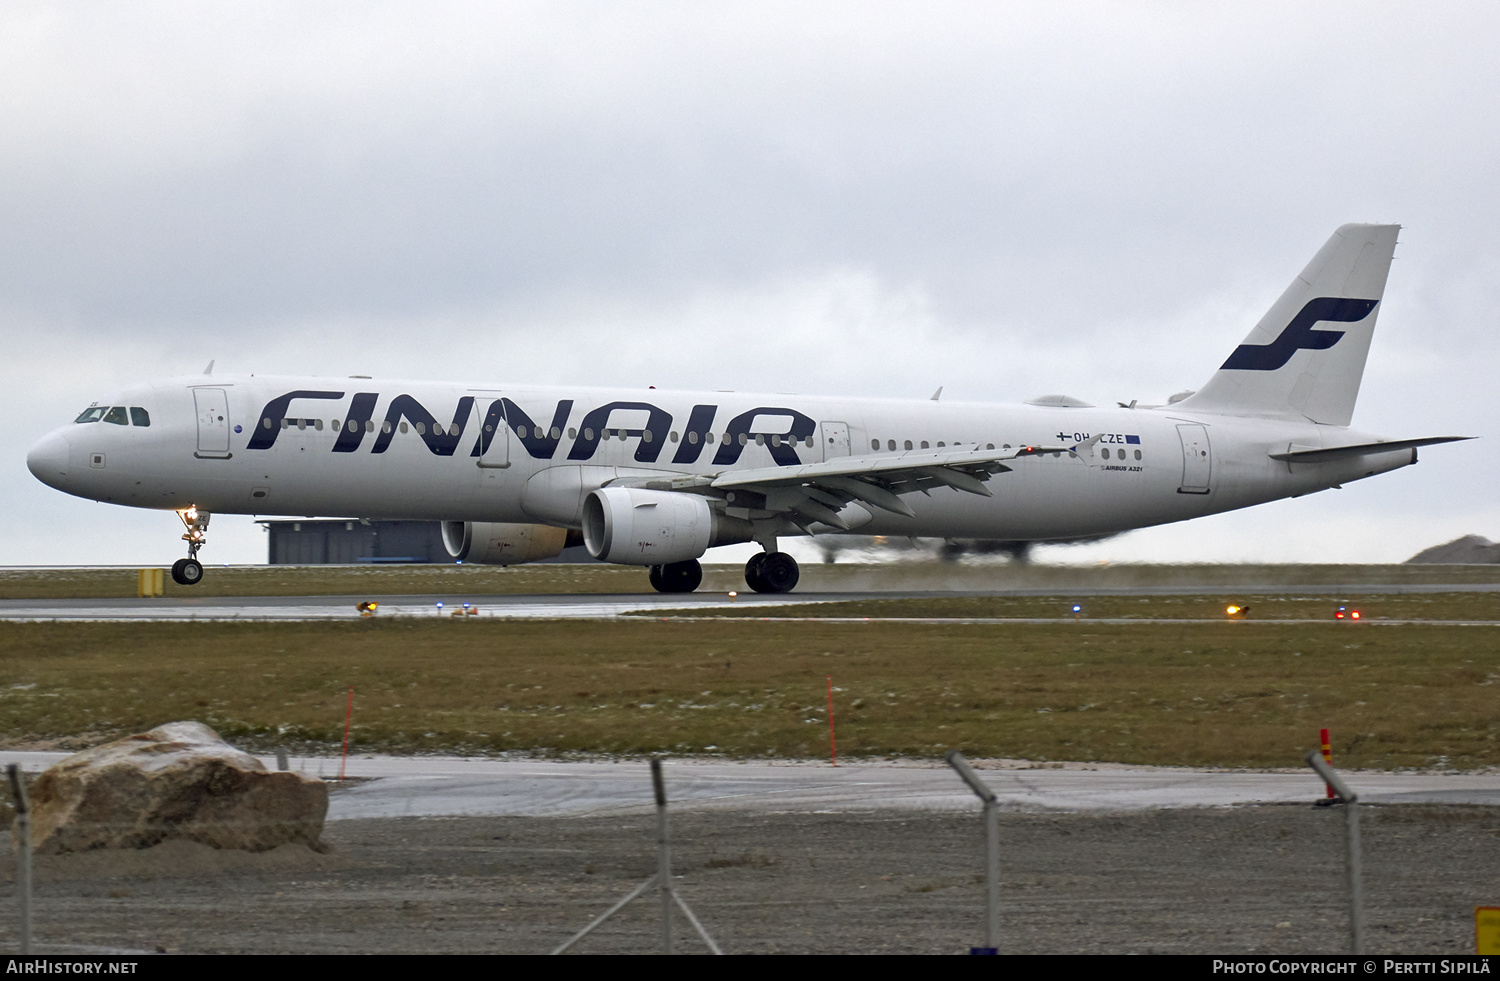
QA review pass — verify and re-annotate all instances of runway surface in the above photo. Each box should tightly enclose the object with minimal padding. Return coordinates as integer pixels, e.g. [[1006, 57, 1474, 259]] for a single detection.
[[3, 580, 1499, 622], [4, 752, 1495, 817]]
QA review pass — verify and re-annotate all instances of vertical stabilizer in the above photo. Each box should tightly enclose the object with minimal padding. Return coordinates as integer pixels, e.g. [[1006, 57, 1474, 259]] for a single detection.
[[1178, 224, 1399, 426]]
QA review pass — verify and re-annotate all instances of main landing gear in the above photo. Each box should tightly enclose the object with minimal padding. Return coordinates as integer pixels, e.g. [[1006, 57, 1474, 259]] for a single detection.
[[171, 506, 210, 586], [648, 559, 704, 594], [644, 550, 802, 595], [745, 551, 799, 594]]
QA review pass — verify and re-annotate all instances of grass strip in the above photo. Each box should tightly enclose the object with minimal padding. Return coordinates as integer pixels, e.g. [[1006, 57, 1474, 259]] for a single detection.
[[2, 618, 1497, 769]]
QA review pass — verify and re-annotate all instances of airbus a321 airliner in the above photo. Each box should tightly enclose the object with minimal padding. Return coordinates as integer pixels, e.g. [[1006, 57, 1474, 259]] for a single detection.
[[27, 224, 1469, 593]]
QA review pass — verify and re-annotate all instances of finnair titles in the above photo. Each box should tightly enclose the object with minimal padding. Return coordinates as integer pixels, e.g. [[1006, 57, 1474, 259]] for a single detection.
[[28, 225, 1469, 593]]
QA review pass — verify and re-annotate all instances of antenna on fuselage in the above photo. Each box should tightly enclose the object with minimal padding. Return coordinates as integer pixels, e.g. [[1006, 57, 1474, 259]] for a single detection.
[[203, 360, 215, 376], [930, 386, 943, 401]]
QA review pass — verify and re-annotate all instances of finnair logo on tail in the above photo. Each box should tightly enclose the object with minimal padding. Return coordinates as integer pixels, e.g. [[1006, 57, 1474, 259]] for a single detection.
[[1220, 297, 1378, 371]]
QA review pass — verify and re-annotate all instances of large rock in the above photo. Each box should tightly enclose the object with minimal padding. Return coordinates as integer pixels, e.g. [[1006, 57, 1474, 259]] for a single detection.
[[1406, 535, 1500, 564], [17, 722, 327, 854]]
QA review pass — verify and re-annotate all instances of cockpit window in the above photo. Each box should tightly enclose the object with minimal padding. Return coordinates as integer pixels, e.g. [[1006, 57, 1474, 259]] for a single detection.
[[74, 407, 106, 423], [103, 406, 129, 425], [130, 407, 151, 427]]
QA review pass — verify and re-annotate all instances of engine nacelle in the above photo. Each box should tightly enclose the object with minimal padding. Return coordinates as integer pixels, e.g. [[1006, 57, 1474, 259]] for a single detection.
[[582, 487, 751, 565], [441, 521, 568, 565]]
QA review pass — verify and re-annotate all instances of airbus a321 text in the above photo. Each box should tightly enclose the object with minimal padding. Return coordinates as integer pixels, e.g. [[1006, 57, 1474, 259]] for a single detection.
[[28, 225, 1470, 593]]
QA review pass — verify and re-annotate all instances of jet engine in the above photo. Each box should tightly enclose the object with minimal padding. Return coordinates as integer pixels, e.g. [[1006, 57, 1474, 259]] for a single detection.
[[440, 521, 569, 565], [582, 487, 751, 565]]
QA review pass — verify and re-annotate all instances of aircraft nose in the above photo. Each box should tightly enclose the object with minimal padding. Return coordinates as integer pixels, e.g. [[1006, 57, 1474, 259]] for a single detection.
[[27, 431, 72, 488]]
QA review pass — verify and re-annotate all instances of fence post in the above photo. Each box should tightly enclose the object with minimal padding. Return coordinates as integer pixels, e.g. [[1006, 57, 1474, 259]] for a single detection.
[[7, 764, 31, 955], [946, 750, 999, 953], [551, 758, 721, 955], [652, 757, 673, 955], [1305, 750, 1363, 954]]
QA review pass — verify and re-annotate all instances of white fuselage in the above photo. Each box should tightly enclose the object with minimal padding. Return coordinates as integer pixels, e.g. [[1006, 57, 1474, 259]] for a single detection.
[[27, 374, 1415, 545]]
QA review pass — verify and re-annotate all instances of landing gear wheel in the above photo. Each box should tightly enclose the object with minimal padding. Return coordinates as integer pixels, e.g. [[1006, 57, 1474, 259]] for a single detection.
[[171, 558, 204, 586], [744, 552, 768, 592], [747, 551, 799, 594], [650, 559, 703, 594]]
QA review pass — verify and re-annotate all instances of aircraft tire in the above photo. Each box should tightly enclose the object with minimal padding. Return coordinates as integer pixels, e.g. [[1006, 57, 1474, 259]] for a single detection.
[[657, 559, 703, 594], [744, 552, 768, 592], [647, 565, 664, 592], [172, 558, 204, 586], [751, 551, 799, 594]]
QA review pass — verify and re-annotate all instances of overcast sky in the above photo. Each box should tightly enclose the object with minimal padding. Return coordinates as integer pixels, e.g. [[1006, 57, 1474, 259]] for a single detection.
[[3, 1, 1496, 567]]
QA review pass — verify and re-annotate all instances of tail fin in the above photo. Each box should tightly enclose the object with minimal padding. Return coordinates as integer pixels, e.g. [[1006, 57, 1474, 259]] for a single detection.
[[1178, 223, 1400, 426]]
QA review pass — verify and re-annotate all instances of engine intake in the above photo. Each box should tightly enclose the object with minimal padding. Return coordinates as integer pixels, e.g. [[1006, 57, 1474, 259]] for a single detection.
[[582, 487, 750, 565], [441, 521, 568, 565]]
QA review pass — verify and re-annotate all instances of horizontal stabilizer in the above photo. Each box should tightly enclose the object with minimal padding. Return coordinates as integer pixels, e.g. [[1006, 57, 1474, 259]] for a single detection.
[[1268, 436, 1472, 464]]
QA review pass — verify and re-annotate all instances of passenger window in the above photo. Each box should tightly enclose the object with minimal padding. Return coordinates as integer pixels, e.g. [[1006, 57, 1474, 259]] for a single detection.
[[805, 437, 814, 447], [904, 440, 913, 450], [400, 422, 409, 434], [551, 427, 561, 440], [887, 439, 896, 451], [104, 406, 128, 425], [74, 406, 106, 424], [770, 434, 781, 447], [688, 432, 698, 445], [705, 432, 715, 444], [755, 434, 766, 446], [1101, 448, 1111, 460], [534, 426, 543, 439], [568, 427, 578, 439], [366, 420, 376, 433], [281, 418, 291, 429], [315, 419, 324, 431], [1134, 449, 1142, 460], [129, 407, 151, 427], [583, 428, 594, 440], [262, 418, 273, 430], [936, 441, 945, 447], [739, 433, 748, 446], [331, 419, 341, 431], [642, 430, 653, 443], [986, 443, 995, 450], [871, 439, 880, 450], [920, 441, 929, 449]]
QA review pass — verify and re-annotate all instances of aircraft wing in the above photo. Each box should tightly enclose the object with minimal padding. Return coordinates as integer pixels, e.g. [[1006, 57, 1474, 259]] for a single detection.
[[618, 443, 1080, 530]]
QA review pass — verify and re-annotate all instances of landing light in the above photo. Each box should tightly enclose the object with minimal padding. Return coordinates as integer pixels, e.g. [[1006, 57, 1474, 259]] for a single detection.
[[1335, 606, 1362, 621], [1226, 604, 1248, 619]]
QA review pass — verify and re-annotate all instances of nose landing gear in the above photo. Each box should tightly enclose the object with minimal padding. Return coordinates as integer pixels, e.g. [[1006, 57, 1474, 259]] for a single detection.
[[171, 507, 210, 586]]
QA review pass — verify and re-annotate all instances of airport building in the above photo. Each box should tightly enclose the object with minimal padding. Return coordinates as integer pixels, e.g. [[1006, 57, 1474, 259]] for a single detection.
[[260, 520, 449, 565], [259, 519, 598, 565]]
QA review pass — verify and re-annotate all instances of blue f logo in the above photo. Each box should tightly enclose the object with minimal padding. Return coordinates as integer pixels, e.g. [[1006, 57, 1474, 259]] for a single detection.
[[1220, 297, 1378, 371]]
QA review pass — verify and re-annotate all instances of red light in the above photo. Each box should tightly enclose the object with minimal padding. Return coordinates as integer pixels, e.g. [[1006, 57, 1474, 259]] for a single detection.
[[1350, 611, 1361, 620]]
